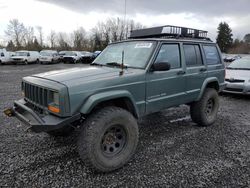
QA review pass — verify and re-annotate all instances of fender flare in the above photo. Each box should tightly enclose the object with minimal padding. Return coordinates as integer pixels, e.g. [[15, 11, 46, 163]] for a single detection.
[[197, 77, 219, 101], [80, 90, 139, 117]]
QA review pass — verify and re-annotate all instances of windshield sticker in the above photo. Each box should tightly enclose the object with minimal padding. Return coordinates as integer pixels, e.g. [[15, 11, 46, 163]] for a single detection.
[[135, 43, 153, 48]]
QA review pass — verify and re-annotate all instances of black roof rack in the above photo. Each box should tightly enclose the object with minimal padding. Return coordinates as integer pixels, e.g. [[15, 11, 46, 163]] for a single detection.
[[129, 25, 211, 41]]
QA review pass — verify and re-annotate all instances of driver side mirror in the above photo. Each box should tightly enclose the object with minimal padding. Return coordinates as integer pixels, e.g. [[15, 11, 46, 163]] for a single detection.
[[27, 53, 30, 57], [1, 53, 4, 57], [151, 62, 171, 72]]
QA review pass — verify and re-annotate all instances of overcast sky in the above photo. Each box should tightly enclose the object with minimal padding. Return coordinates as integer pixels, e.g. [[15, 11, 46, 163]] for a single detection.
[[0, 0, 250, 44]]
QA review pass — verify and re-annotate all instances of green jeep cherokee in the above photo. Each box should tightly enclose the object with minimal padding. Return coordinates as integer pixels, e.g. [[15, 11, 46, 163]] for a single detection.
[[4, 26, 226, 172]]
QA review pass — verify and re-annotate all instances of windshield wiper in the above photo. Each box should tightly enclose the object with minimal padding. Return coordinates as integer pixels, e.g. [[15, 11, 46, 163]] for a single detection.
[[106, 62, 128, 68], [91, 62, 103, 66]]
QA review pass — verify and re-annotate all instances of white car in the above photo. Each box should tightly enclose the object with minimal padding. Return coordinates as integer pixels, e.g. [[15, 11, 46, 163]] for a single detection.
[[40, 50, 60, 64], [63, 51, 82, 64], [224, 58, 250, 95], [0, 48, 13, 65], [11, 51, 40, 65]]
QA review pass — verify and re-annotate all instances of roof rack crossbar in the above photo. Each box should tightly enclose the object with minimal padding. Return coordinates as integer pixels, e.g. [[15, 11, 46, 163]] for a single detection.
[[129, 25, 210, 41]]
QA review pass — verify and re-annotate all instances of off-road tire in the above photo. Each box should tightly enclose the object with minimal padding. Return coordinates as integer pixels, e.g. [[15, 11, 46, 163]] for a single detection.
[[47, 126, 74, 137], [77, 106, 139, 172], [190, 88, 219, 126]]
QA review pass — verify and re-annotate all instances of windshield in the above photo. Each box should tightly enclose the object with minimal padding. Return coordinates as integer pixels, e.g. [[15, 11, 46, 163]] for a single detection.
[[93, 41, 156, 69], [227, 58, 250, 70], [40, 51, 53, 56], [15, 52, 28, 56], [64, 51, 77, 56]]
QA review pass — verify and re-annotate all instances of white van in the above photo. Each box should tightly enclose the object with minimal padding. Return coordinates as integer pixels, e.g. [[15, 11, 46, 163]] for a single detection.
[[39, 50, 60, 64], [0, 49, 13, 65], [11, 50, 40, 64]]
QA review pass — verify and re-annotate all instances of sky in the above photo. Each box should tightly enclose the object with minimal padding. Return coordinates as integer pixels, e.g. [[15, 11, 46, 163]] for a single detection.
[[0, 0, 250, 45]]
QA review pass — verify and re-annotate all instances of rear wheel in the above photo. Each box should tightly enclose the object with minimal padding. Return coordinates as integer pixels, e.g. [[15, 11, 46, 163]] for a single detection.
[[77, 106, 139, 172], [190, 88, 219, 126]]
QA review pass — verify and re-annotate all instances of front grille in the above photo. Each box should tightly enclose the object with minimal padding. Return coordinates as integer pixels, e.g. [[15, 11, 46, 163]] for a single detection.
[[23, 82, 49, 108], [225, 79, 245, 83], [225, 88, 243, 92]]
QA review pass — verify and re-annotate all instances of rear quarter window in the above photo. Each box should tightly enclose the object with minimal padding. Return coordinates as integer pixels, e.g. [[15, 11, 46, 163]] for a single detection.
[[203, 45, 221, 65]]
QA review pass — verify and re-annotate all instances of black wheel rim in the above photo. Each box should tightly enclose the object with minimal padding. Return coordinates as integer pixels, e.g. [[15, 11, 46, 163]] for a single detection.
[[205, 98, 214, 116], [101, 125, 127, 157]]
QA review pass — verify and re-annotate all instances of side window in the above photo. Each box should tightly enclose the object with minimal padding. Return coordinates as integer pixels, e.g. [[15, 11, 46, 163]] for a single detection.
[[155, 44, 181, 69], [183, 44, 203, 67], [203, 45, 221, 65]]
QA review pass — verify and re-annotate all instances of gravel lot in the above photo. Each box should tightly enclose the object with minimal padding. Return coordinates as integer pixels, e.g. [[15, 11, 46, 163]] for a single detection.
[[0, 63, 249, 187]]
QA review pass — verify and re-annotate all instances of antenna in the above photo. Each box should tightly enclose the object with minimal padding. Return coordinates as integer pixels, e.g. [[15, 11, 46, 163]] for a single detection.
[[120, 50, 125, 76]]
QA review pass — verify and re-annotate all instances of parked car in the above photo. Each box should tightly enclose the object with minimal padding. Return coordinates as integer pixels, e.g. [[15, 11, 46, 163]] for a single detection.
[[224, 58, 250, 95], [93, 50, 101, 58], [11, 51, 40, 65], [80, 51, 94, 64], [58, 51, 67, 62], [63, 51, 82, 64], [4, 25, 225, 172], [224, 54, 241, 63], [0, 48, 13, 65], [40, 50, 60, 64]]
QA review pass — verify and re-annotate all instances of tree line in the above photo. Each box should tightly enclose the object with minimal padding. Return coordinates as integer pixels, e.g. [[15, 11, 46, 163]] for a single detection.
[[216, 22, 250, 54], [3, 18, 143, 52], [1, 19, 250, 54]]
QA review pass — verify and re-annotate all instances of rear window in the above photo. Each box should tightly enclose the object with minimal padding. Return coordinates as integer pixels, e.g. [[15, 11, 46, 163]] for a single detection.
[[203, 45, 221, 65]]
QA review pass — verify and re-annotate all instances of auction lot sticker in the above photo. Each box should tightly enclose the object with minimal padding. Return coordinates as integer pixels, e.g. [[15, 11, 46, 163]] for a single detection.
[[135, 43, 153, 48]]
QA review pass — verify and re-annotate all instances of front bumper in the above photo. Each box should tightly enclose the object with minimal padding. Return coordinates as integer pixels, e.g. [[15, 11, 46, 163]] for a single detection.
[[223, 81, 250, 95], [4, 99, 81, 132]]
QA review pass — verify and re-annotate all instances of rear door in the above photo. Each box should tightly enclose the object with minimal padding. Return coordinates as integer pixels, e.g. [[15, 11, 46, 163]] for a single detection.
[[183, 43, 207, 101]]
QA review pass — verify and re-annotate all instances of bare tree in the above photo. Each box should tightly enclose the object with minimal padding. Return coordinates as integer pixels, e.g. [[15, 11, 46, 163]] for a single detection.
[[5, 19, 26, 47], [48, 30, 57, 49], [72, 27, 87, 50], [57, 32, 71, 51], [24, 26, 35, 47], [36, 26, 44, 47]]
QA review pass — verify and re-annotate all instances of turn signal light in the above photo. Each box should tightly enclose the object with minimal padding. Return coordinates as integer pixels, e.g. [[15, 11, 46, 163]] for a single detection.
[[48, 105, 60, 113]]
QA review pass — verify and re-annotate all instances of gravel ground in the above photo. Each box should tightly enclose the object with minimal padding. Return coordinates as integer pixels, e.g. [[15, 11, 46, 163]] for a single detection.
[[0, 63, 249, 187]]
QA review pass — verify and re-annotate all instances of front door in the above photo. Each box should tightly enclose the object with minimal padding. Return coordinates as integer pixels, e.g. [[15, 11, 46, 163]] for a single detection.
[[146, 43, 186, 114]]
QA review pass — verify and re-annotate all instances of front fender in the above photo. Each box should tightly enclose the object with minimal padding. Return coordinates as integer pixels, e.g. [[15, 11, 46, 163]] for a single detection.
[[80, 90, 139, 116]]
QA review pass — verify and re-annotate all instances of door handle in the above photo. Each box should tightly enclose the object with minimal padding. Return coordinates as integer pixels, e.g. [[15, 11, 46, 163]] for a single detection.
[[177, 70, 186, 75], [200, 68, 207, 72]]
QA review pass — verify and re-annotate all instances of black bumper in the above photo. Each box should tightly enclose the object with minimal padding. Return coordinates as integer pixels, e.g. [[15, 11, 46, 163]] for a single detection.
[[6, 99, 81, 133]]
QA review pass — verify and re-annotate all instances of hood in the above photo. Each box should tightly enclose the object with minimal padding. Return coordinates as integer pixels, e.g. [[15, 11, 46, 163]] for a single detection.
[[226, 69, 250, 80], [31, 66, 138, 84]]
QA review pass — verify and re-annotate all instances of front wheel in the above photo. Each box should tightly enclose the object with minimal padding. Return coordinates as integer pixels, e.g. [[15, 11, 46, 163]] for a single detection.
[[77, 106, 139, 172], [190, 88, 219, 126]]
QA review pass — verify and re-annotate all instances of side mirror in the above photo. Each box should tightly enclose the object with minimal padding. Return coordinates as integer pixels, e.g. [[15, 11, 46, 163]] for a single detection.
[[1, 53, 4, 57], [27, 53, 30, 57], [152, 62, 171, 71]]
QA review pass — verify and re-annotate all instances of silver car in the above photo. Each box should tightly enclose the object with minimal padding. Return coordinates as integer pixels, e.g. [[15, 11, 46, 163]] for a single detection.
[[224, 58, 250, 95]]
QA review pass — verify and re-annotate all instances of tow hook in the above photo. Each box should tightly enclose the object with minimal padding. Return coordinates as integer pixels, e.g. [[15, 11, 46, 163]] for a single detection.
[[3, 108, 14, 117]]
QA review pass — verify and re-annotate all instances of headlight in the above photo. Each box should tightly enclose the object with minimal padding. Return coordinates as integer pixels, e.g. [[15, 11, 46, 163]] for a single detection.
[[48, 91, 60, 113]]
